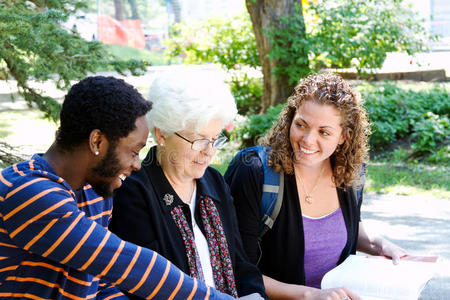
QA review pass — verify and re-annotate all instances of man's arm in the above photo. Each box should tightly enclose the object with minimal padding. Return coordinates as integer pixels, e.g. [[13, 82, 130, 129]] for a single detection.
[[2, 176, 233, 299]]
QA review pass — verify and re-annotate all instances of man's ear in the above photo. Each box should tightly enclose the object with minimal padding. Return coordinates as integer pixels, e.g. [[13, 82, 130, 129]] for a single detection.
[[89, 129, 107, 156], [155, 128, 165, 146]]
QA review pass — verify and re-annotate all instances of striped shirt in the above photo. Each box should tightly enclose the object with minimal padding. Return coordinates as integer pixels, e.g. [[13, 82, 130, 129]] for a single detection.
[[0, 154, 233, 300]]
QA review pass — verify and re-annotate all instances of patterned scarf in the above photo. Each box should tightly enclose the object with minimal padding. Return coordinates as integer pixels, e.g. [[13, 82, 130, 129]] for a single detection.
[[170, 196, 238, 297]]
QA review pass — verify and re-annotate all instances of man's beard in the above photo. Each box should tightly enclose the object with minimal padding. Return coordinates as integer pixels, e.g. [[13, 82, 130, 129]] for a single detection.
[[91, 142, 121, 198]]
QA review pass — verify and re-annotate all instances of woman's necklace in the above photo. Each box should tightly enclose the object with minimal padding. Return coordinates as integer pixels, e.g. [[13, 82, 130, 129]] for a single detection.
[[296, 163, 326, 204]]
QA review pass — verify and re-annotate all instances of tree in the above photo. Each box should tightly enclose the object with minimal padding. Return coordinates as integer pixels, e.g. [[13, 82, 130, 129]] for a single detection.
[[306, 0, 432, 73], [113, 0, 140, 20], [114, 0, 125, 20], [245, 0, 431, 112], [0, 0, 147, 121], [127, 0, 140, 19], [246, 0, 306, 112]]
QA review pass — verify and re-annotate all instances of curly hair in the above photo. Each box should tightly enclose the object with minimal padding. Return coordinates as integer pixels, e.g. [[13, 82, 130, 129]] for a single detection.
[[56, 76, 152, 150], [263, 73, 370, 187]]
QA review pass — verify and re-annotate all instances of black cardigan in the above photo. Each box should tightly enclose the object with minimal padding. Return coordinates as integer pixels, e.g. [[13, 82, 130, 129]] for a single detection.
[[226, 153, 362, 285], [110, 146, 267, 299]]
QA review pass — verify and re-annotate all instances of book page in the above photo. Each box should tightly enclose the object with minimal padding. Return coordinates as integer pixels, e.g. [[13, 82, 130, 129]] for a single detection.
[[321, 255, 436, 300]]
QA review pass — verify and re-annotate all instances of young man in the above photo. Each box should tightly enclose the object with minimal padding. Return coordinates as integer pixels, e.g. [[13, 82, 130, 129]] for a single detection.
[[0, 76, 235, 299]]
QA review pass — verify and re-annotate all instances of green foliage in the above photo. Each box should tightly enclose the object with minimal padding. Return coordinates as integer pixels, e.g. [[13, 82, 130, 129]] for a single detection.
[[361, 83, 450, 158], [233, 104, 284, 148], [257, 0, 432, 84], [411, 112, 449, 156], [265, 3, 310, 85], [105, 44, 170, 66], [229, 73, 263, 115], [426, 145, 449, 165], [164, 13, 259, 70], [306, 0, 432, 73], [0, 0, 147, 121]]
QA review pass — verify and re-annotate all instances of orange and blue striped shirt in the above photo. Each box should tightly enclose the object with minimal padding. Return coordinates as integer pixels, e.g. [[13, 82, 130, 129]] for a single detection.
[[0, 154, 233, 299]]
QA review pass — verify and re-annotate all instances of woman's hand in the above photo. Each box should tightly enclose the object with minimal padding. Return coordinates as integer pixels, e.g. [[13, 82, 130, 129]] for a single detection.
[[357, 222, 407, 264], [378, 238, 408, 264], [263, 275, 361, 300]]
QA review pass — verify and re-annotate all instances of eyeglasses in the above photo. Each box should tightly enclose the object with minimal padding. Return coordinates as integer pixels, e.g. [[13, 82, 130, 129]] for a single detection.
[[174, 132, 228, 151]]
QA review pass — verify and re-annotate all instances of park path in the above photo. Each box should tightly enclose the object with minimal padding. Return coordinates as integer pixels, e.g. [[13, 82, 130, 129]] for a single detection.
[[361, 193, 450, 299]]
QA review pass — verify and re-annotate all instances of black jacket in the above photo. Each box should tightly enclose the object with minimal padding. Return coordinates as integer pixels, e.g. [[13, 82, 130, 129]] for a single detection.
[[110, 146, 267, 299], [226, 152, 362, 285]]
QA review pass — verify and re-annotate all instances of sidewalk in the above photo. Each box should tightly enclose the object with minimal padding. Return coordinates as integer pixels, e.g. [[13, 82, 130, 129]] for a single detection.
[[335, 51, 450, 81], [361, 193, 450, 299]]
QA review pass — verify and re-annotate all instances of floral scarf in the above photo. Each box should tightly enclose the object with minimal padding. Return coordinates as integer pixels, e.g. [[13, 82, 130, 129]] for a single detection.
[[170, 196, 238, 297]]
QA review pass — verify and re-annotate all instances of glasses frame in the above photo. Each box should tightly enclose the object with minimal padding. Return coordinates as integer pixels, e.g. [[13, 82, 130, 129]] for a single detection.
[[174, 132, 228, 151]]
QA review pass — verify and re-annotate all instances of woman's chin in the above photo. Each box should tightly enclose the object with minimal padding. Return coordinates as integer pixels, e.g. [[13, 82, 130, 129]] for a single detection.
[[191, 162, 209, 178]]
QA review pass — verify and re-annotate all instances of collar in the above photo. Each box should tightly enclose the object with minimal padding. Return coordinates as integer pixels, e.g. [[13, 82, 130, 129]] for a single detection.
[[143, 146, 222, 213], [31, 153, 75, 192], [31, 153, 57, 174]]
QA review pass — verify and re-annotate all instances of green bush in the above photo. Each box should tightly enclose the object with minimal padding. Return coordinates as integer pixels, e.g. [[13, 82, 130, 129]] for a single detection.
[[105, 44, 170, 66], [306, 0, 433, 73], [426, 145, 449, 164], [229, 73, 263, 115], [411, 112, 449, 156], [164, 13, 259, 70], [360, 83, 449, 155], [233, 104, 284, 148]]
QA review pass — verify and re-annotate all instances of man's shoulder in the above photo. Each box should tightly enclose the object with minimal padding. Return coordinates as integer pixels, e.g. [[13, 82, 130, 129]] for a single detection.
[[1, 159, 71, 199]]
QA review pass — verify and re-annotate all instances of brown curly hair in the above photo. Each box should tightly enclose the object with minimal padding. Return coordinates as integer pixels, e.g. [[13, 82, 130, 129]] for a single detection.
[[263, 73, 370, 187]]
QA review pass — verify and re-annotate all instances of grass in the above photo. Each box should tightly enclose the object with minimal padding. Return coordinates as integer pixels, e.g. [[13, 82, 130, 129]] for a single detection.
[[105, 44, 181, 66], [365, 163, 449, 198], [0, 109, 57, 153]]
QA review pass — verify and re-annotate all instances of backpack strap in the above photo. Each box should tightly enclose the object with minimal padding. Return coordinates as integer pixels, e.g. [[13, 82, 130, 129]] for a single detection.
[[250, 146, 284, 240], [224, 146, 284, 240], [259, 171, 284, 240]]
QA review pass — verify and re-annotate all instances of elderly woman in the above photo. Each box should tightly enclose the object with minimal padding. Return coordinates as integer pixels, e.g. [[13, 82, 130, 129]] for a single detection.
[[225, 73, 407, 299], [109, 68, 267, 299]]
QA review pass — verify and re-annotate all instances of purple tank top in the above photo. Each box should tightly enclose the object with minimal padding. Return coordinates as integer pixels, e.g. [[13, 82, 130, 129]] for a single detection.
[[302, 208, 347, 288]]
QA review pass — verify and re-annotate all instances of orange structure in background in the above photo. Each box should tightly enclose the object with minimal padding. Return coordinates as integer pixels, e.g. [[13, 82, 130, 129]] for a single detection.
[[98, 15, 145, 49]]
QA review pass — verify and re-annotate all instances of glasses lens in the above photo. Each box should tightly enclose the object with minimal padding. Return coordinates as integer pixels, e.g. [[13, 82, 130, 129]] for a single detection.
[[192, 139, 210, 151], [213, 137, 228, 148]]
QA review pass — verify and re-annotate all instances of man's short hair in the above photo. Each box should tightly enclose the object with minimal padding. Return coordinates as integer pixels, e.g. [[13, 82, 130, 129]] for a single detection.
[[56, 76, 152, 149]]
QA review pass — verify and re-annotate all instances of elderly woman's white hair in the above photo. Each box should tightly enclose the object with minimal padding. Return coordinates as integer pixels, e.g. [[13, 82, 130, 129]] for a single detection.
[[146, 68, 237, 137]]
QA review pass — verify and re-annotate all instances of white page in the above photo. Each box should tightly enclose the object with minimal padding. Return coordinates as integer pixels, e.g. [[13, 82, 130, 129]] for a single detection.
[[321, 255, 436, 300]]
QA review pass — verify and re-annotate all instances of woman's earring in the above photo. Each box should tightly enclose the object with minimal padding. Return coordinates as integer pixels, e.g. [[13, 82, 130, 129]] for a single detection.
[[95, 151, 99, 156]]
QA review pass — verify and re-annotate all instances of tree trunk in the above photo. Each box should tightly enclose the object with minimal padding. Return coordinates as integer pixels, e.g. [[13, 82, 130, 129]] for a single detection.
[[114, 0, 125, 20], [246, 0, 303, 112], [127, 0, 140, 19]]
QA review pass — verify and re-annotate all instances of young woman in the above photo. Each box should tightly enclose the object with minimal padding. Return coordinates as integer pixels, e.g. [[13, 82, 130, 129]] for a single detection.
[[226, 73, 406, 299]]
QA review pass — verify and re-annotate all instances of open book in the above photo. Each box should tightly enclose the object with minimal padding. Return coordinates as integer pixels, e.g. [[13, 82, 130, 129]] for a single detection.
[[321, 254, 438, 300]]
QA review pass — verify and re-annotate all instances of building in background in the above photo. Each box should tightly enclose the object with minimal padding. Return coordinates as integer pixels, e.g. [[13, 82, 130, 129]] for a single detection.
[[410, 0, 450, 50]]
